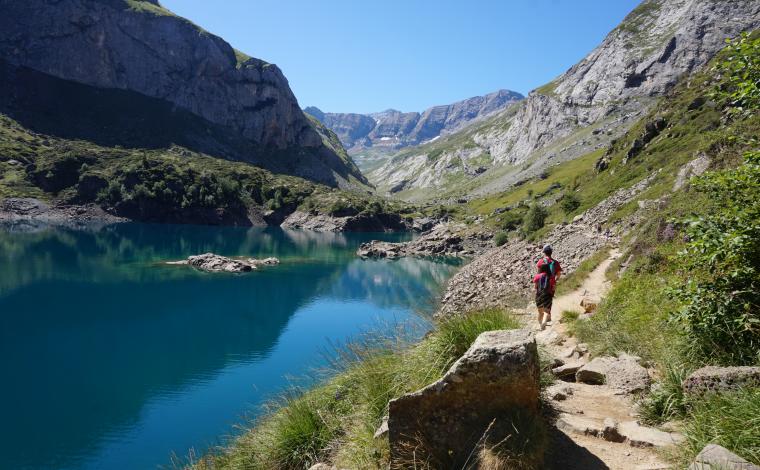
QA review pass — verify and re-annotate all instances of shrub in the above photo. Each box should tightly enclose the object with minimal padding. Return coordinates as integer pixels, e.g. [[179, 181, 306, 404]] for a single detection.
[[500, 210, 523, 231], [522, 203, 548, 233], [669, 151, 760, 365], [711, 33, 760, 119], [494, 232, 509, 247], [560, 193, 581, 214]]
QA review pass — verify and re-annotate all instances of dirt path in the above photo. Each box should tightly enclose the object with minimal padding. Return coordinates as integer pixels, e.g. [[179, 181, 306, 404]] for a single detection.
[[524, 251, 673, 470]]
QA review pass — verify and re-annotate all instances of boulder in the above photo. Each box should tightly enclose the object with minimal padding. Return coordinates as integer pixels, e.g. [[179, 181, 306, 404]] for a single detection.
[[187, 253, 253, 273], [683, 366, 760, 396], [388, 329, 539, 468], [552, 361, 586, 381], [688, 444, 760, 470], [576, 356, 650, 394]]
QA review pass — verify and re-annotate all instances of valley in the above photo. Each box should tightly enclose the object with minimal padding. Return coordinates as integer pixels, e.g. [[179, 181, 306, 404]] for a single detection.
[[0, 0, 758, 469]]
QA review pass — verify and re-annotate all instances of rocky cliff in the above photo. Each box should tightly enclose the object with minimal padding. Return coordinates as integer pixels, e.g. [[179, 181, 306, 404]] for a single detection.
[[370, 0, 760, 200], [305, 89, 523, 154], [0, 0, 365, 187]]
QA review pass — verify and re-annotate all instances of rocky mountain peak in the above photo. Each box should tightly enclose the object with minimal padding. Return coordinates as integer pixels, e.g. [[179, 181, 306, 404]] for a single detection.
[[306, 89, 524, 155], [369, 0, 760, 199], [0, 0, 365, 187]]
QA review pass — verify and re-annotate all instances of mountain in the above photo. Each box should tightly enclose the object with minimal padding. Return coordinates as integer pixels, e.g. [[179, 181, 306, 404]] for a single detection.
[[0, 0, 365, 188], [305, 89, 523, 169], [370, 0, 760, 200]]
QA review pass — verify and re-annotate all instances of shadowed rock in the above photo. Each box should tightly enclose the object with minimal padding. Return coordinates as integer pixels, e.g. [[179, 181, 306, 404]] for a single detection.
[[388, 329, 540, 468]]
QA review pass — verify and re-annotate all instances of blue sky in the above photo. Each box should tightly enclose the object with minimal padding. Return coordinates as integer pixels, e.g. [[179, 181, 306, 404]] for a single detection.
[[161, 0, 641, 114]]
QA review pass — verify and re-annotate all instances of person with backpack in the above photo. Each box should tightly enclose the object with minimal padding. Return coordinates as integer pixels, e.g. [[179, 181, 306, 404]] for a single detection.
[[533, 244, 562, 330]]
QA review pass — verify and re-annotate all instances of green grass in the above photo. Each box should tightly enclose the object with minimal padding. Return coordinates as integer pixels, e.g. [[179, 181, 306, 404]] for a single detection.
[[678, 387, 760, 466], [124, 0, 176, 17], [574, 272, 679, 364], [555, 248, 610, 296], [192, 309, 543, 470], [234, 49, 252, 67]]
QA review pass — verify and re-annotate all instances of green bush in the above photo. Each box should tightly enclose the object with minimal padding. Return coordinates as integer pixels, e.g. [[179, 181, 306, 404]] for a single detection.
[[500, 210, 524, 231], [522, 203, 548, 233], [711, 33, 760, 119], [560, 193, 581, 214], [669, 151, 760, 365], [494, 232, 509, 247]]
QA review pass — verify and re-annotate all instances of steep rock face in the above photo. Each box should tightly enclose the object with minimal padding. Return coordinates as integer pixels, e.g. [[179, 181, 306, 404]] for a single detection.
[[490, 0, 760, 166], [372, 0, 760, 198], [306, 89, 523, 152], [0, 0, 364, 186]]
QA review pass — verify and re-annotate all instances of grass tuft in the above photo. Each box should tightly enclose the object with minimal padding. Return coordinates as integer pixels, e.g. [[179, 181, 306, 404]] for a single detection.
[[678, 387, 760, 466]]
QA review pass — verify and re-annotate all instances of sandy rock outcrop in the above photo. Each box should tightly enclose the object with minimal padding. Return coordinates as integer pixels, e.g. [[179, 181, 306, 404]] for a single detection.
[[388, 329, 539, 468]]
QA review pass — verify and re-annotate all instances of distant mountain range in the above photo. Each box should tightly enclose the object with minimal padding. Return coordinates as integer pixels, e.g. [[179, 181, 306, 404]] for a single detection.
[[305, 89, 523, 155]]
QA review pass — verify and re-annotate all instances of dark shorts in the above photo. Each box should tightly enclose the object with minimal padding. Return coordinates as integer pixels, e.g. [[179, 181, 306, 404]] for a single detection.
[[536, 291, 553, 310]]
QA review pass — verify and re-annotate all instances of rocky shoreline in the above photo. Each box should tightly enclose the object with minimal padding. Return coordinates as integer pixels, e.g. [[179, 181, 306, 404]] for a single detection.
[[357, 222, 493, 259], [0, 198, 127, 229], [0, 197, 415, 233]]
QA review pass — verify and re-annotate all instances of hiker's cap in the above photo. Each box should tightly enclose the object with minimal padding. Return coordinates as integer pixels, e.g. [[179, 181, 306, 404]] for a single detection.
[[542, 244, 553, 254]]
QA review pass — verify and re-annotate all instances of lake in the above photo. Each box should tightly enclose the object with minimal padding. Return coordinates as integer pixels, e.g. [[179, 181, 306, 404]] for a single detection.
[[0, 222, 460, 469]]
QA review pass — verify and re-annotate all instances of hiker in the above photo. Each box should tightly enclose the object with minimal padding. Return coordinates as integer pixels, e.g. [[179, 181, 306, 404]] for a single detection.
[[533, 244, 562, 330]]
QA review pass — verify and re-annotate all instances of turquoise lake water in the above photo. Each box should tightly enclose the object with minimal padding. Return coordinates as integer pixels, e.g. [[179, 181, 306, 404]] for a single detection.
[[0, 223, 460, 469]]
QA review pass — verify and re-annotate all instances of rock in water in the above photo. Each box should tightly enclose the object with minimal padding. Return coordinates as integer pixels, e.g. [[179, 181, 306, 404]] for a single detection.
[[388, 329, 540, 468], [187, 254, 253, 273]]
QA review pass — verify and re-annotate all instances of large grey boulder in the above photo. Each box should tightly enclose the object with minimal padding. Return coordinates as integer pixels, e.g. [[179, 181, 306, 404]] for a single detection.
[[576, 356, 651, 394], [688, 444, 760, 470], [388, 329, 540, 468], [683, 366, 760, 396]]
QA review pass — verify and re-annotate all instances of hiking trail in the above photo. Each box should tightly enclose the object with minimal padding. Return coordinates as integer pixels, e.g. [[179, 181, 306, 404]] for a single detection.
[[521, 250, 677, 470]]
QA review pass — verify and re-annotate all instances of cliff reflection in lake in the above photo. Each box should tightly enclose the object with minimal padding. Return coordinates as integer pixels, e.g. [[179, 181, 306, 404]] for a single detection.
[[0, 223, 459, 470]]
